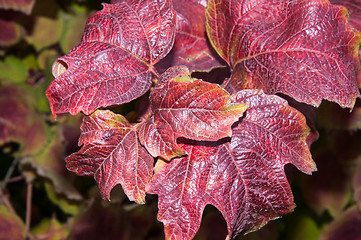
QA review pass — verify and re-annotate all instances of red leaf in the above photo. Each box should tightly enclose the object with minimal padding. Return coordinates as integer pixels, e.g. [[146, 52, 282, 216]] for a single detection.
[[147, 90, 316, 240], [46, 0, 176, 117], [138, 66, 247, 160], [155, 0, 225, 73], [0, 0, 35, 14], [0, 19, 22, 47], [330, 0, 361, 31], [206, 0, 361, 108], [66, 110, 153, 203]]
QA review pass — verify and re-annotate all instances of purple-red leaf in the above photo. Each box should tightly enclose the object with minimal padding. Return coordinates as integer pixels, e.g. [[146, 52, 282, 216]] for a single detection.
[[147, 89, 316, 240], [155, 0, 225, 73], [330, 0, 361, 31], [0, 85, 47, 155], [46, 0, 175, 117], [66, 110, 153, 203], [138, 66, 246, 160], [206, 0, 361, 108], [0, 19, 22, 47], [0, 0, 35, 14], [300, 151, 352, 217], [320, 205, 361, 240]]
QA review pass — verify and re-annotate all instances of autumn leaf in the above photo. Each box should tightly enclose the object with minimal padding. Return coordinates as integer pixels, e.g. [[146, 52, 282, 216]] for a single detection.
[[46, 0, 176, 117], [0, 84, 47, 155], [206, 0, 361, 108], [330, 0, 361, 31], [138, 66, 247, 160], [147, 89, 316, 240], [0, 206, 26, 240], [155, 0, 225, 73], [0, 19, 22, 47], [0, 0, 35, 14], [66, 110, 153, 203]]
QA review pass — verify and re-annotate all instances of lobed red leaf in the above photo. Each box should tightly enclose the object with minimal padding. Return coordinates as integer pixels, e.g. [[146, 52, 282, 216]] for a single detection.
[[206, 0, 361, 108], [66, 110, 153, 203], [147, 89, 316, 240], [138, 66, 246, 160], [46, 0, 176, 117]]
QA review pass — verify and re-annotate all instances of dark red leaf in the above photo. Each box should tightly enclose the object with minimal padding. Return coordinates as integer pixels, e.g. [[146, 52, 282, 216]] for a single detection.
[[317, 100, 361, 130], [206, 0, 361, 108], [66, 110, 153, 203], [155, 0, 225, 73], [147, 90, 315, 240], [300, 151, 352, 217], [0, 0, 35, 14], [138, 66, 247, 160], [320, 206, 361, 240], [0, 19, 22, 47], [46, 0, 176, 117]]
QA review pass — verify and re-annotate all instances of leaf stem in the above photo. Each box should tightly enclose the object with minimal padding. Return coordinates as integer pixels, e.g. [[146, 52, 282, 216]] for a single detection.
[[1, 157, 21, 190], [0, 188, 16, 214], [25, 182, 33, 236]]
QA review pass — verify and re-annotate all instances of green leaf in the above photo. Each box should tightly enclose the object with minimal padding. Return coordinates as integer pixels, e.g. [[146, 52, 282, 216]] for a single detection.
[[0, 56, 27, 83], [25, 0, 63, 51], [59, 5, 91, 53], [31, 216, 69, 240]]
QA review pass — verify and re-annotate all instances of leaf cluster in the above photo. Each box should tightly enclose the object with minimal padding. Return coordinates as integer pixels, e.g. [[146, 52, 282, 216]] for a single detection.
[[1, 0, 361, 240]]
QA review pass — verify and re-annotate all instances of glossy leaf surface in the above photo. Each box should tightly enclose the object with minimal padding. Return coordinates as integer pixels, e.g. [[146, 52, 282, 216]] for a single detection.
[[206, 0, 361, 108], [46, 0, 175, 117], [147, 90, 316, 240], [138, 66, 247, 160], [155, 0, 224, 72], [66, 110, 153, 203]]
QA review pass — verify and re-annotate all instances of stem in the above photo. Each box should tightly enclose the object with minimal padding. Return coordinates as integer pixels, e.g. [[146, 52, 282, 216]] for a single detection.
[[1, 157, 21, 189], [25, 182, 33, 235], [4, 175, 25, 184], [0, 188, 16, 214]]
